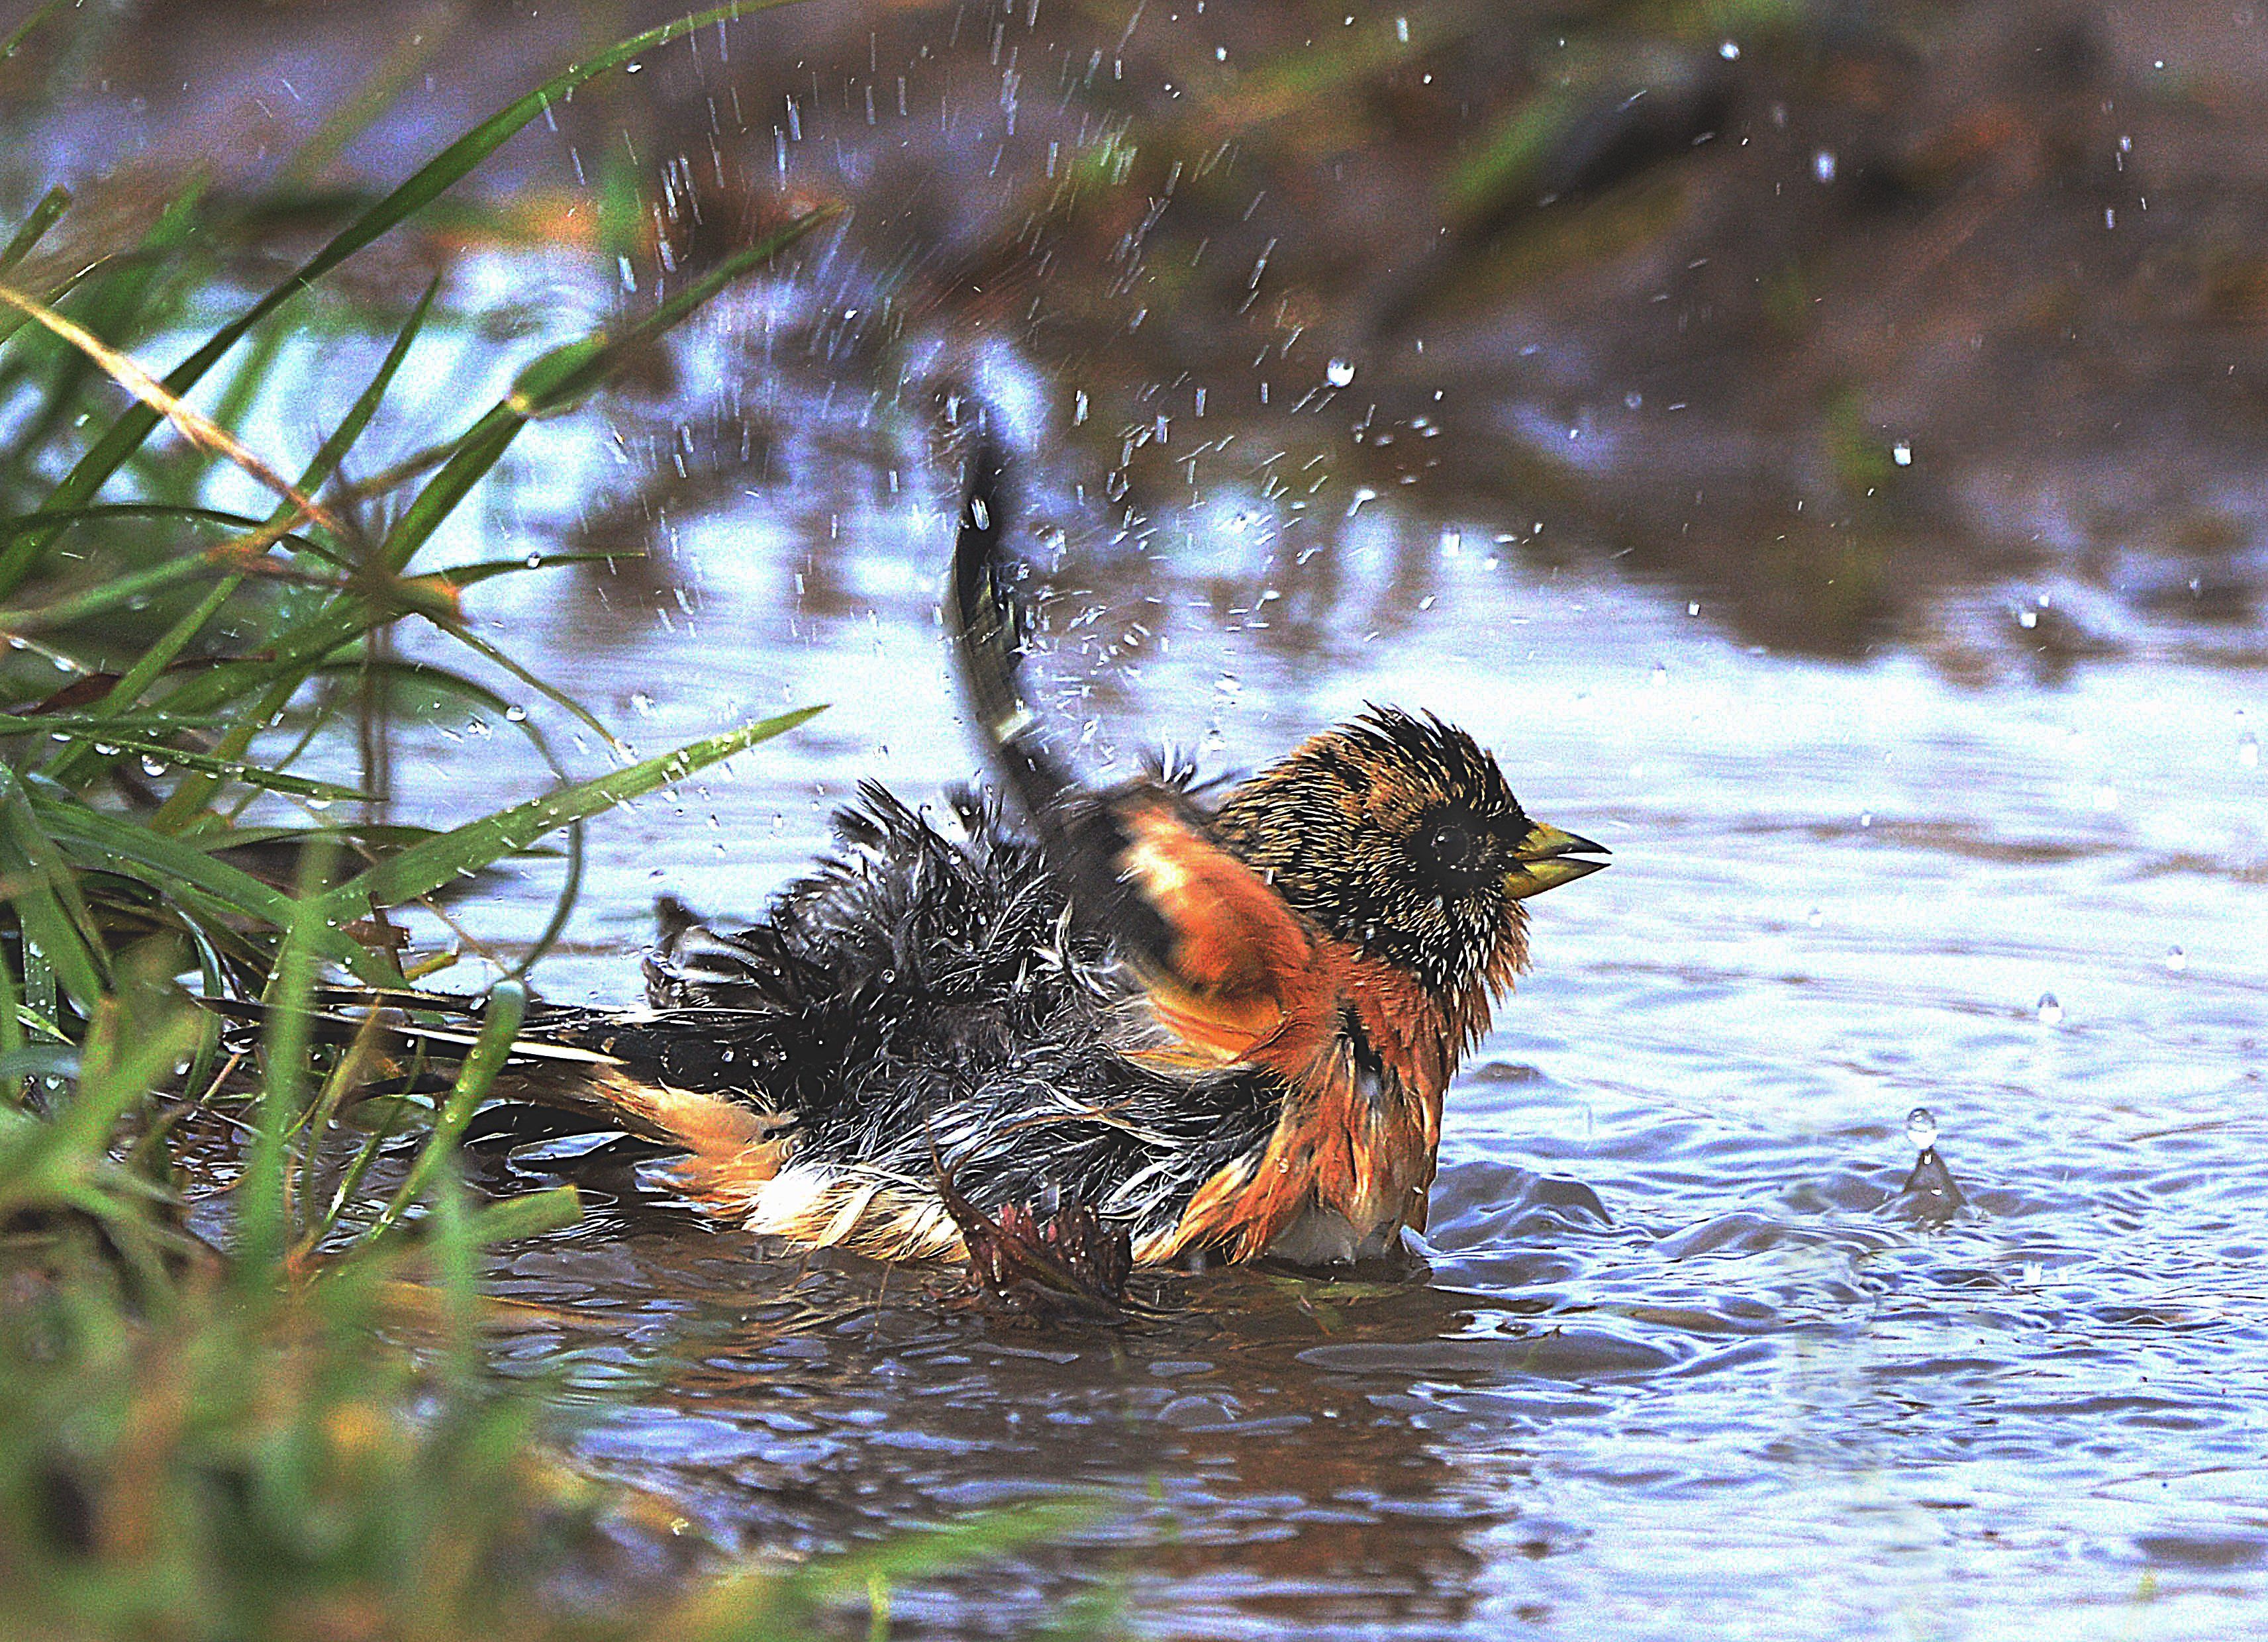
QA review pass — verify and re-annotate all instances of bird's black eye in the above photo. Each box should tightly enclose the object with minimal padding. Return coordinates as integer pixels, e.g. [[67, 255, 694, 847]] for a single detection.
[[1413, 810, 1489, 890], [1424, 820, 1472, 869]]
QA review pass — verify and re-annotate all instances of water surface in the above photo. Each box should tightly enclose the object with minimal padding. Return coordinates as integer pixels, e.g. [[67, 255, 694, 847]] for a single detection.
[[354, 379, 2268, 1639]]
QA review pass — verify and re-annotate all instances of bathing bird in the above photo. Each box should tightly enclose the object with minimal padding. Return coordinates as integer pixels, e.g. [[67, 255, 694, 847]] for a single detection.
[[244, 438, 1606, 1267]]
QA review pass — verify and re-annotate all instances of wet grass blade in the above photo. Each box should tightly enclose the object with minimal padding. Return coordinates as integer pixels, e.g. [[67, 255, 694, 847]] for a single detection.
[[0, 766, 108, 1012], [366, 979, 528, 1243], [0, 180, 206, 510], [4, 0, 806, 597], [109, 278, 438, 812], [0, 501, 335, 559], [238, 845, 338, 1281], [314, 706, 822, 924], [0, 279, 346, 536], [36, 734, 368, 804], [28, 789, 397, 983]]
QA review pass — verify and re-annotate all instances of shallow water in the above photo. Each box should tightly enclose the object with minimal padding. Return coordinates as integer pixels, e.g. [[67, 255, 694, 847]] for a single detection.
[[12, 3, 2268, 1628], [315, 356, 2268, 1638]]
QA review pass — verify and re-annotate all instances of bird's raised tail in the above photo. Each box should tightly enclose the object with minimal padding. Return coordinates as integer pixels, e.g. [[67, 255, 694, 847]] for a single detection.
[[196, 989, 792, 1206], [944, 430, 1330, 1077]]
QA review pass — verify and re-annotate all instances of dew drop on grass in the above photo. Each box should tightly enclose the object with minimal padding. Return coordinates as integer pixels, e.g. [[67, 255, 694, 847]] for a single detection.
[[2165, 945, 2187, 972], [1325, 358, 1356, 387], [1904, 1106, 1938, 1149], [2037, 992, 2064, 1024]]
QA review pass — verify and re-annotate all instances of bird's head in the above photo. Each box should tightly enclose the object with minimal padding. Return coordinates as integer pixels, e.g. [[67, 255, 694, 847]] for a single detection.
[[1207, 708, 1606, 1002]]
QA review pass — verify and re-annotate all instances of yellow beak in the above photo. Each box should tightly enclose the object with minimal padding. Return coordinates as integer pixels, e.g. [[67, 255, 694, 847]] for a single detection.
[[1504, 820, 1610, 901]]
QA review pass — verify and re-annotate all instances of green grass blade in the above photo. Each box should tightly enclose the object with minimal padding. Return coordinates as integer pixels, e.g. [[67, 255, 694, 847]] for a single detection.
[[0, 765, 108, 1012], [316, 707, 822, 923], [103, 278, 440, 812], [462, 1183, 581, 1244], [0, 501, 333, 559], [0, 708, 222, 736], [0, 0, 70, 81], [0, 181, 208, 535], [238, 872, 324, 1282], [0, 185, 71, 271], [36, 732, 370, 804], [52, 994, 200, 1163], [365, 979, 526, 1243], [0, 942, 25, 1105], [5, 0, 805, 597], [27, 785, 397, 983]]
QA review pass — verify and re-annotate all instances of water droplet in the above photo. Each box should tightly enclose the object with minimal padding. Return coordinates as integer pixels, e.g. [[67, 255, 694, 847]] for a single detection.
[[630, 692, 656, 718], [504, 705, 528, 723], [1813, 148, 1838, 183], [1719, 38, 1740, 58], [1892, 440, 1912, 467], [1904, 1106, 1938, 1149], [1806, 906, 1824, 928], [2037, 992, 2064, 1025], [2165, 945, 2187, 972], [2241, 731, 2259, 768], [524, 553, 544, 569], [140, 755, 168, 777], [1325, 358, 1357, 387], [1395, 14, 1409, 42], [1686, 601, 1701, 617]]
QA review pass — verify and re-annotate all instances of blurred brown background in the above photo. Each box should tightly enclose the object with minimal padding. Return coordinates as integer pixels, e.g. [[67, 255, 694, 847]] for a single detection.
[[11, 0, 2268, 670]]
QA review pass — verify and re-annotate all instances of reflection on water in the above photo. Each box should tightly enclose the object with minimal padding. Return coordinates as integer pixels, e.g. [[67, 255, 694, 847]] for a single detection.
[[25, 0, 2268, 665], [354, 377, 2267, 1636]]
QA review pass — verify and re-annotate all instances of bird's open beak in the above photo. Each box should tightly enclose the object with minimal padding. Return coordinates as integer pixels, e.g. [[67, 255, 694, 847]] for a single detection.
[[1504, 820, 1610, 901]]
